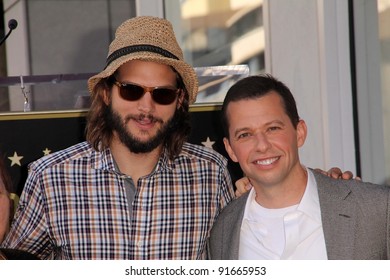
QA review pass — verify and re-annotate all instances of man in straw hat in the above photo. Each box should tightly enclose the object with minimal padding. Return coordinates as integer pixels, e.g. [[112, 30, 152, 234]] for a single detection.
[[1, 16, 234, 260]]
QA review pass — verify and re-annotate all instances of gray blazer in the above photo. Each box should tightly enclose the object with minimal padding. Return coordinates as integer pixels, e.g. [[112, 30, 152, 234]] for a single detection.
[[208, 171, 390, 259]]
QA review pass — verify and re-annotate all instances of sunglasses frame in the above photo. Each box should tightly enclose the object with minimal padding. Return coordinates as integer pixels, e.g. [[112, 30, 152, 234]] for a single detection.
[[113, 80, 181, 105]]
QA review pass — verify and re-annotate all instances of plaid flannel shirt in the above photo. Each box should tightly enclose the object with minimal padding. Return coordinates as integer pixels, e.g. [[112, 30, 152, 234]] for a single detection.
[[1, 141, 234, 259]]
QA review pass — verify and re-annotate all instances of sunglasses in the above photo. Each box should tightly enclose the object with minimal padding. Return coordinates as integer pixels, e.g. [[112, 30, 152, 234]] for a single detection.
[[113, 80, 180, 105]]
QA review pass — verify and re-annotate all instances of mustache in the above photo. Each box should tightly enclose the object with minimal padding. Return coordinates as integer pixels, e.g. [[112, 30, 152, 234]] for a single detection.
[[124, 113, 163, 124]]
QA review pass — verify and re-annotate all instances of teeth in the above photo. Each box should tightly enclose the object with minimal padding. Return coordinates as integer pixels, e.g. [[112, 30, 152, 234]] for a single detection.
[[138, 118, 152, 125], [255, 157, 278, 165]]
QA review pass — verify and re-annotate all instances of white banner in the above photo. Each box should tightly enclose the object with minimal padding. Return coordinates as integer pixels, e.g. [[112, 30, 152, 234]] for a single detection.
[[0, 260, 389, 279]]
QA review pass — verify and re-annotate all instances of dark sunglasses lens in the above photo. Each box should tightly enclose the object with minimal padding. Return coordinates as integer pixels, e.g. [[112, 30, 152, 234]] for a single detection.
[[119, 84, 144, 101], [152, 88, 178, 105]]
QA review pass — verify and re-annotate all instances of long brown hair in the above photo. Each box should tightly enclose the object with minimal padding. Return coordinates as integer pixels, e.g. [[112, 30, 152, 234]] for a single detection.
[[0, 155, 12, 193], [0, 154, 13, 232], [85, 72, 191, 160]]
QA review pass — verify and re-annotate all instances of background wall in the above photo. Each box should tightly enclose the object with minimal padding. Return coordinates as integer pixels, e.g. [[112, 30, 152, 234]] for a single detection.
[[2, 0, 388, 184]]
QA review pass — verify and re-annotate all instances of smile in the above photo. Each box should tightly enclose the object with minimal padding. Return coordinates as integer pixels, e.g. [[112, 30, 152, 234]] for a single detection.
[[136, 118, 154, 125], [254, 156, 279, 166]]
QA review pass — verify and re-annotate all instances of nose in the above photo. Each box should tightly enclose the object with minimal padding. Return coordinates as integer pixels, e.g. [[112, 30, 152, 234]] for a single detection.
[[255, 132, 272, 152], [137, 90, 155, 113]]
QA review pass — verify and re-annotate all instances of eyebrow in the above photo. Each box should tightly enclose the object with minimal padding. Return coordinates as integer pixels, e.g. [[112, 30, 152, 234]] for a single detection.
[[232, 120, 286, 138], [233, 127, 251, 137]]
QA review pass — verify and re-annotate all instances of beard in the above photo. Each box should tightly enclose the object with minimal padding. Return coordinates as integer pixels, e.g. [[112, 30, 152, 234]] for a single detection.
[[106, 104, 176, 154]]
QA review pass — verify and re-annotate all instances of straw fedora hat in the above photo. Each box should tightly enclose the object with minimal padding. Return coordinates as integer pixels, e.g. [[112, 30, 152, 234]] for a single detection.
[[88, 16, 199, 104]]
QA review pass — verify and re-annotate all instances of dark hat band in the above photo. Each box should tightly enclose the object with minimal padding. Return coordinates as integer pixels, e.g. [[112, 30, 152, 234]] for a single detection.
[[105, 44, 179, 69]]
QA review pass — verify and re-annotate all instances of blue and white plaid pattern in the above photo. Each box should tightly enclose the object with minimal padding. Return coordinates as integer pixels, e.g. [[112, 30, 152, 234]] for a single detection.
[[2, 141, 234, 259]]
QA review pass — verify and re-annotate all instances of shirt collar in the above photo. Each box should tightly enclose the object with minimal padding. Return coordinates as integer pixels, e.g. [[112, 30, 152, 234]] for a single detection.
[[244, 167, 322, 224], [296, 167, 322, 223], [90, 147, 115, 171], [90, 145, 174, 174]]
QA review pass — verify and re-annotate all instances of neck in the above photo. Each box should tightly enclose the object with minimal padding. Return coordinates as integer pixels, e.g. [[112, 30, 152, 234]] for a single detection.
[[253, 164, 308, 209], [110, 138, 163, 184]]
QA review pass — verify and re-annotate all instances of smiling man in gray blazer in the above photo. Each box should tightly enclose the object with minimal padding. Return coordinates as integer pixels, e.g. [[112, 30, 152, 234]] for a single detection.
[[208, 74, 390, 260]]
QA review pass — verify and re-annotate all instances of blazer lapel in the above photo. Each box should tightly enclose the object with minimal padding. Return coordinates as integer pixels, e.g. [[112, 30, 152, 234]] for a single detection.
[[221, 193, 248, 259], [314, 172, 357, 259]]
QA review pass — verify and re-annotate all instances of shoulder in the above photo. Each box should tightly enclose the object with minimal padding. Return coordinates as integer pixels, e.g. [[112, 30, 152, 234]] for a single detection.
[[311, 169, 390, 199], [210, 193, 248, 241], [216, 192, 249, 220], [179, 142, 228, 167], [28, 141, 94, 173]]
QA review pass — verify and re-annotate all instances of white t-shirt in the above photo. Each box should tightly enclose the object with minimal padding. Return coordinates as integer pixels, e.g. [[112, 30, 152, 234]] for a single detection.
[[239, 168, 328, 260]]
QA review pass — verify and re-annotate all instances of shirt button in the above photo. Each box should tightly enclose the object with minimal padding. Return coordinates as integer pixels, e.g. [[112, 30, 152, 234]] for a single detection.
[[137, 240, 143, 247]]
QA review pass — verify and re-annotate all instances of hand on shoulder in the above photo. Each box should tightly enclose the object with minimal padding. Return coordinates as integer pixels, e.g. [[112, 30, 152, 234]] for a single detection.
[[314, 167, 361, 181]]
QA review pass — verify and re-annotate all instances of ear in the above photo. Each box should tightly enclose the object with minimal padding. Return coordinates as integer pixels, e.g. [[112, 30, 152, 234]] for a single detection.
[[223, 137, 239, 163], [296, 119, 307, 148], [176, 90, 185, 109], [102, 88, 110, 105]]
